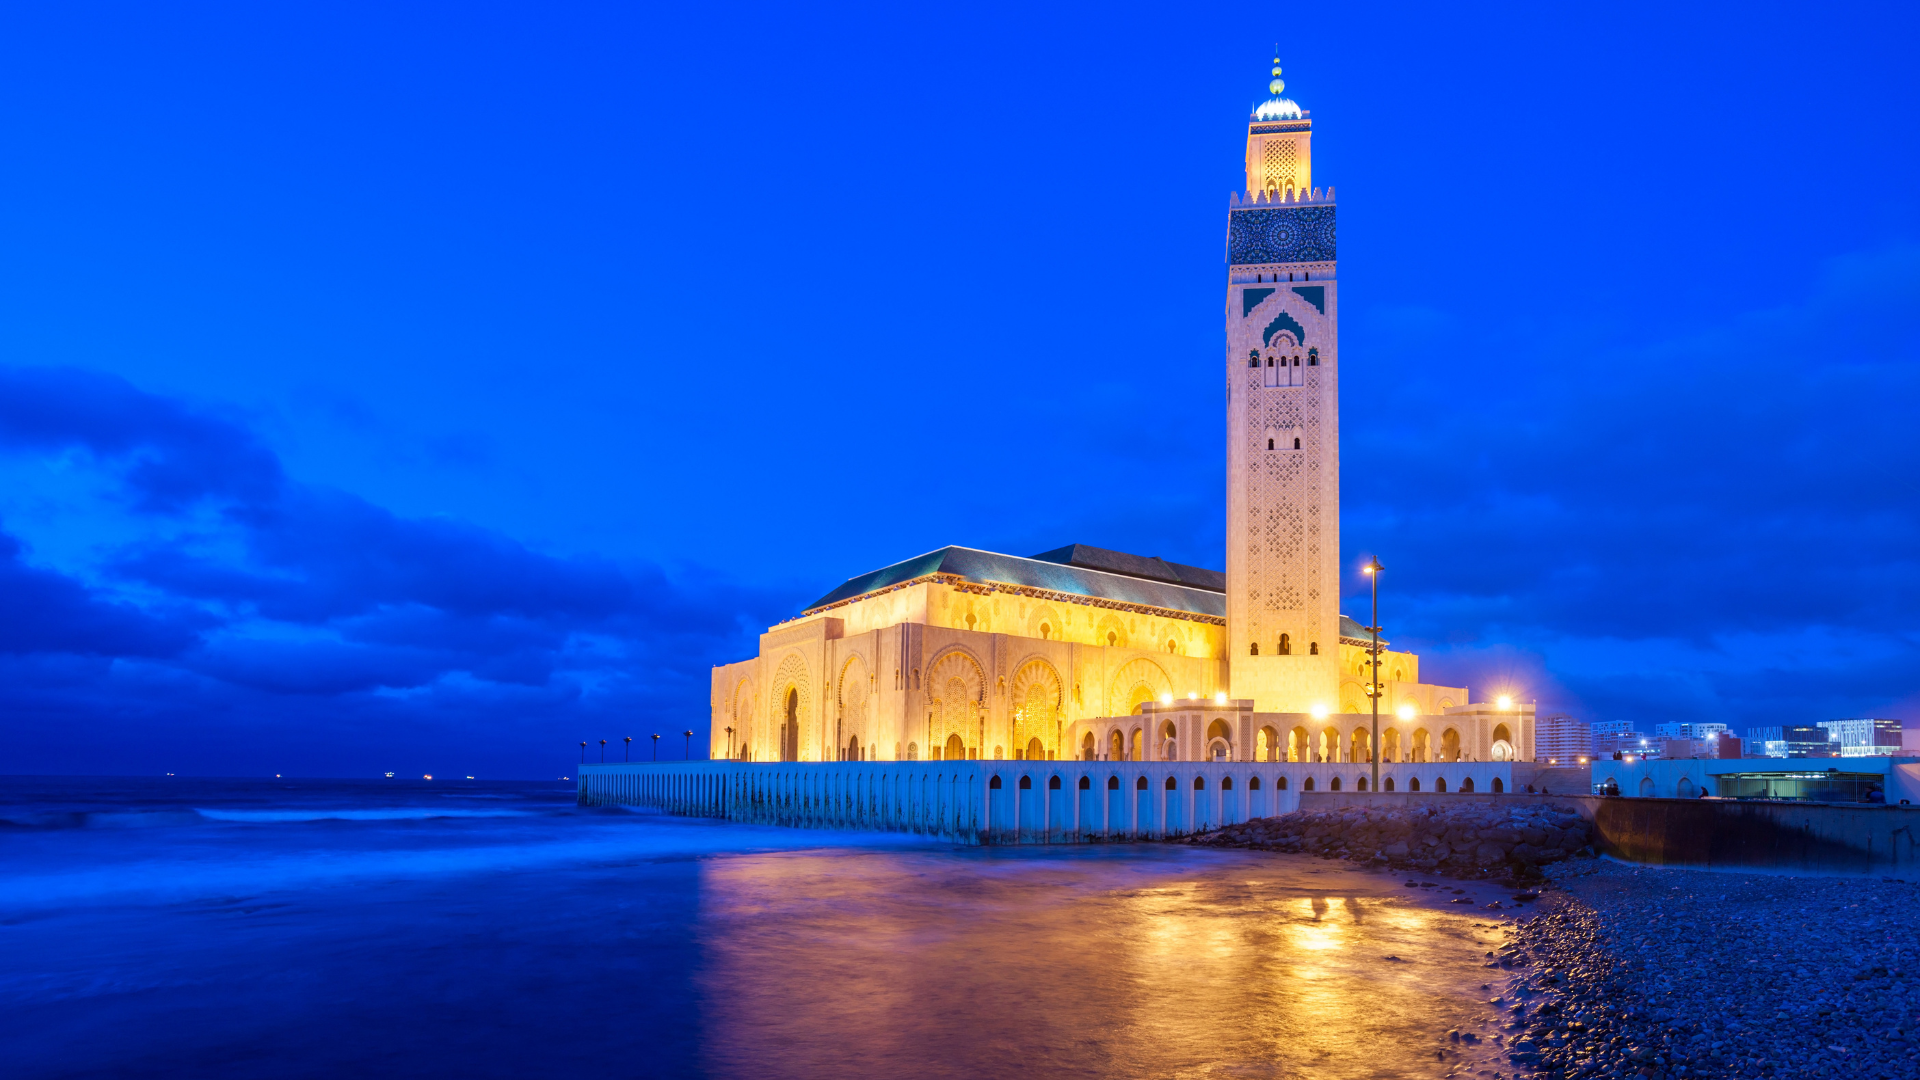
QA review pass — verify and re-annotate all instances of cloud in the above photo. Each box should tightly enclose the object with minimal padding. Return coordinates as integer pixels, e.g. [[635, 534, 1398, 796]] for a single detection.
[[0, 367, 793, 774], [1347, 244, 1920, 724]]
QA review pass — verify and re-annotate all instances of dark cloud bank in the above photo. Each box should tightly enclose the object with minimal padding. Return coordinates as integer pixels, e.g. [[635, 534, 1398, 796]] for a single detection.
[[0, 367, 791, 777], [1, 246, 1916, 777]]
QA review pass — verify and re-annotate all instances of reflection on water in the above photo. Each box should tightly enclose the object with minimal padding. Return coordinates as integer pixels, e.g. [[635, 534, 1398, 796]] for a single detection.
[[0, 779, 1510, 1080], [696, 847, 1505, 1079]]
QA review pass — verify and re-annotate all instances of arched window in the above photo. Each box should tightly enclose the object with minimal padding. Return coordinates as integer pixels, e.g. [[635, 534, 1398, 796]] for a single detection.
[[1268, 438, 1275, 450], [1357, 777, 1368, 791], [1107, 775, 1119, 790], [1077, 776, 1090, 790], [1017, 775, 1031, 790], [1250, 642, 1260, 656], [1166, 639, 1177, 654], [1383, 777, 1395, 791], [1492, 777, 1504, 793], [1136, 776, 1148, 790], [1039, 622, 1051, 640], [1248, 349, 1260, 368], [906, 741, 918, 760], [1107, 631, 1117, 646], [1164, 776, 1177, 790], [1408, 777, 1420, 792], [1194, 776, 1206, 789], [1276, 776, 1287, 790], [1308, 347, 1319, 366], [1330, 776, 1341, 791], [1303, 777, 1314, 791], [1249, 776, 1261, 790], [1435, 777, 1448, 793], [1309, 642, 1319, 655], [1293, 437, 1300, 449], [1279, 633, 1291, 656], [1048, 775, 1061, 790], [1461, 777, 1476, 793], [1221, 776, 1233, 790], [989, 775, 1003, 789]]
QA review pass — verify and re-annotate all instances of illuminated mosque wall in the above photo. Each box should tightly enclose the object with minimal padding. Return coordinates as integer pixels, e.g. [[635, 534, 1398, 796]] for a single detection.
[[707, 58, 1526, 769]]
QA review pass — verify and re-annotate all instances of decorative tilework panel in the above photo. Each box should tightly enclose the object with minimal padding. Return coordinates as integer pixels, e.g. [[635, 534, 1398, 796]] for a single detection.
[[1241, 287, 1276, 317], [1291, 285, 1326, 314], [1262, 310, 1306, 348], [1228, 206, 1336, 266]]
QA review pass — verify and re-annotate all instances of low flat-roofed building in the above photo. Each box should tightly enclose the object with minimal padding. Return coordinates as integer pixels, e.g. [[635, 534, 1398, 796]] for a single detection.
[[1591, 755, 1920, 804]]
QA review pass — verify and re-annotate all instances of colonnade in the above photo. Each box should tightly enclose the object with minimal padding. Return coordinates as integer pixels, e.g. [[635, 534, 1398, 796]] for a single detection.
[[578, 760, 1520, 845]]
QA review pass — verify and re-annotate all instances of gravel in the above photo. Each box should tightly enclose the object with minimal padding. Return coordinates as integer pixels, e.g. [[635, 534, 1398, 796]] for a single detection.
[[1504, 860, 1920, 1080]]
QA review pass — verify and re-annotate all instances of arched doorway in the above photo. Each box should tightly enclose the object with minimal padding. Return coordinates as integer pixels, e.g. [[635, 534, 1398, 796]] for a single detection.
[[1382, 727, 1401, 763], [1289, 726, 1310, 762], [1257, 725, 1279, 761], [1491, 723, 1514, 761], [1350, 728, 1371, 764], [846, 735, 860, 761], [1026, 737, 1045, 761], [1206, 719, 1232, 761], [1440, 728, 1462, 762], [1161, 721, 1178, 762], [782, 688, 800, 762], [1412, 728, 1431, 762], [1081, 731, 1096, 760], [943, 733, 965, 761], [1109, 729, 1124, 761]]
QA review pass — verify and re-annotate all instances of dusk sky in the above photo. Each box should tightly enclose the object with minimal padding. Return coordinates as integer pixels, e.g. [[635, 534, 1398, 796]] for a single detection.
[[1, 2, 1915, 778]]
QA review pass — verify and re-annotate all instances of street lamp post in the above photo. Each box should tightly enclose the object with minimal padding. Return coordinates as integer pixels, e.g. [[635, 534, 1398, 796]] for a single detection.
[[624, 736, 632, 762], [599, 739, 607, 763], [651, 734, 660, 761], [579, 741, 587, 764], [683, 730, 693, 760], [1362, 557, 1384, 795]]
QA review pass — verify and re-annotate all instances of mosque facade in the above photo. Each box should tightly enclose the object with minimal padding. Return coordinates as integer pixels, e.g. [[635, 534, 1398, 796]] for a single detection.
[[708, 61, 1533, 771]]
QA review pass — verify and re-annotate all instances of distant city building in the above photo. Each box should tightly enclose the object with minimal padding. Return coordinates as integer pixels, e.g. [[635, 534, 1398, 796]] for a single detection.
[[1755, 724, 1838, 759], [1652, 722, 1730, 741], [1590, 719, 1645, 758], [1712, 733, 1743, 759], [1535, 713, 1592, 764], [1818, 719, 1904, 758]]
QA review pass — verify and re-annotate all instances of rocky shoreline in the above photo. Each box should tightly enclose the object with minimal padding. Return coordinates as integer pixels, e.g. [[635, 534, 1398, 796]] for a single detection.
[[1189, 801, 1596, 882], [1192, 807, 1920, 1079], [1511, 861, 1920, 1080]]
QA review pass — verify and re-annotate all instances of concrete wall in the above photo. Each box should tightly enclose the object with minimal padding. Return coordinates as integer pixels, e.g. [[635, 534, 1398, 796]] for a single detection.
[[579, 760, 1520, 845], [1587, 797, 1920, 873]]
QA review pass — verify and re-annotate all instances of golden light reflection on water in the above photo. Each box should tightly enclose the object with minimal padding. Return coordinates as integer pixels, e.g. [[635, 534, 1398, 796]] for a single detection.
[[692, 847, 1509, 1080]]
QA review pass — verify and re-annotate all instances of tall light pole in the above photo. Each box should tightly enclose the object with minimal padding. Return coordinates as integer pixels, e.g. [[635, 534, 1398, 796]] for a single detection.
[[1362, 557, 1384, 794], [650, 734, 660, 761], [683, 730, 693, 760], [624, 736, 632, 763], [599, 739, 607, 763], [579, 741, 587, 764]]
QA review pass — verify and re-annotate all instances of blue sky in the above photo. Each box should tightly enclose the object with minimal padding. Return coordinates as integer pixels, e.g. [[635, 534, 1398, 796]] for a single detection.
[[1, 1, 1915, 777]]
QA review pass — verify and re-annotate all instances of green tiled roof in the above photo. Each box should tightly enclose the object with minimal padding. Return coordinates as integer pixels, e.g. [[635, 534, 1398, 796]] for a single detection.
[[803, 542, 1386, 645], [804, 545, 1226, 618]]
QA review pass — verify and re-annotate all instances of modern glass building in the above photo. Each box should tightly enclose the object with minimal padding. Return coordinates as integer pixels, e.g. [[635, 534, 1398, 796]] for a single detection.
[[1818, 719, 1904, 758]]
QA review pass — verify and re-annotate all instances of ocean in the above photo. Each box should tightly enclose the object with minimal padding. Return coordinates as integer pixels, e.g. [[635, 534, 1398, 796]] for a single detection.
[[0, 776, 1514, 1078]]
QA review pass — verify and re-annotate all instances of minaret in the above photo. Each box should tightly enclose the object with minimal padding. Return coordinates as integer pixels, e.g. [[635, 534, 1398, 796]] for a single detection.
[[1225, 56, 1340, 714]]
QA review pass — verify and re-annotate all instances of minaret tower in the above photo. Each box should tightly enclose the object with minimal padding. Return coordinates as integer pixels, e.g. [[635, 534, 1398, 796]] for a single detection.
[[1225, 55, 1340, 714]]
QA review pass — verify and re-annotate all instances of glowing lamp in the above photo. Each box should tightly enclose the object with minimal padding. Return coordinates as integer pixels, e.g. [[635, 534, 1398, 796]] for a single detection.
[[1310, 703, 1328, 720], [1159, 692, 1173, 705], [1396, 703, 1414, 721], [1214, 691, 1228, 705], [1188, 691, 1198, 700], [1497, 695, 1513, 710]]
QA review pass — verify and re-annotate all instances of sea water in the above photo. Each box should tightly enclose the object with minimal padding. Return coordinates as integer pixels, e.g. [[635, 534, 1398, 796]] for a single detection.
[[0, 777, 1515, 1078]]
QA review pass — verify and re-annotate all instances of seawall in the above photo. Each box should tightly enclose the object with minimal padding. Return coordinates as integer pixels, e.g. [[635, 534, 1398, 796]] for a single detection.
[[578, 760, 1520, 845]]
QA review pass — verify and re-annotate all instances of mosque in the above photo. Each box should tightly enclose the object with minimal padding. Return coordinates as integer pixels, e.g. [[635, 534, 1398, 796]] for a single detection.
[[707, 60, 1534, 771]]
